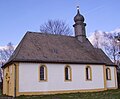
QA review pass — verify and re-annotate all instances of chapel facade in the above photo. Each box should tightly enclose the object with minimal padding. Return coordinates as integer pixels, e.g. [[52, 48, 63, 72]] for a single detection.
[[2, 7, 118, 97]]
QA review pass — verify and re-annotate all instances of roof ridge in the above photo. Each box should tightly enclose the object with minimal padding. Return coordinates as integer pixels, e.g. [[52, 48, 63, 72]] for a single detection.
[[26, 31, 75, 38]]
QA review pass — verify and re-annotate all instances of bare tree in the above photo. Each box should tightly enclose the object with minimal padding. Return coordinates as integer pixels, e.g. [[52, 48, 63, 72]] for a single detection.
[[91, 31, 119, 63], [0, 42, 14, 63], [90, 30, 106, 49], [92, 30, 100, 48], [40, 19, 72, 36], [102, 32, 119, 63], [0, 42, 14, 92]]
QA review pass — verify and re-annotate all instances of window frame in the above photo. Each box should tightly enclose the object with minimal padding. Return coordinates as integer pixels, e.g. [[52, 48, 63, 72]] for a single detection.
[[64, 65, 72, 81], [39, 65, 47, 81], [85, 66, 92, 81], [106, 68, 111, 80]]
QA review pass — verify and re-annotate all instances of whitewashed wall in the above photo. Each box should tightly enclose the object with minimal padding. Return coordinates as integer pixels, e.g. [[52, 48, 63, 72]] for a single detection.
[[106, 66, 117, 89], [19, 63, 105, 92]]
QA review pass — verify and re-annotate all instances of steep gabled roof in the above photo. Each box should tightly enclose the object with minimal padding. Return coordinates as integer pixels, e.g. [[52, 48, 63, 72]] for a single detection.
[[2, 31, 114, 68]]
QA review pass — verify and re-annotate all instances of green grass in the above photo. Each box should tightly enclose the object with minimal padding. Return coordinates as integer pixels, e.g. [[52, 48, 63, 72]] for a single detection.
[[1, 89, 120, 99]]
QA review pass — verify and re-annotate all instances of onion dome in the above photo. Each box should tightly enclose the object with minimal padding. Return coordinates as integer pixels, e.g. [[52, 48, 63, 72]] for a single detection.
[[74, 6, 84, 22]]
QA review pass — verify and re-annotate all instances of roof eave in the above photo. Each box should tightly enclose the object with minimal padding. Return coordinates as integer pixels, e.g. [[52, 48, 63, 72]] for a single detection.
[[2, 60, 106, 68], [2, 60, 116, 69]]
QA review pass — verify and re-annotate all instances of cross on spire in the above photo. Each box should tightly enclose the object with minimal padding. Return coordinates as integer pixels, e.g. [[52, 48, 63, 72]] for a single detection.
[[77, 5, 79, 10], [77, 5, 80, 14]]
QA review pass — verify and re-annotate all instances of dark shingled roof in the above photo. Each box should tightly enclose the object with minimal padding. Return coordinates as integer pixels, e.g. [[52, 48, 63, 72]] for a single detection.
[[3, 31, 114, 68]]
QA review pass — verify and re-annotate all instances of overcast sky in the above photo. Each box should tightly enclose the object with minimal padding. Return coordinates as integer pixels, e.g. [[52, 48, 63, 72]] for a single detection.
[[0, 0, 120, 46]]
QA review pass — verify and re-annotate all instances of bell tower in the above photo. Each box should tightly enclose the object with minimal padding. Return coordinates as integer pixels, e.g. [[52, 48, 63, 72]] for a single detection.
[[73, 6, 86, 42]]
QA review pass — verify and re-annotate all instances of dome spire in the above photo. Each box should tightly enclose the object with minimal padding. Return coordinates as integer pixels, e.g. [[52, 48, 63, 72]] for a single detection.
[[73, 6, 86, 42], [74, 6, 84, 22]]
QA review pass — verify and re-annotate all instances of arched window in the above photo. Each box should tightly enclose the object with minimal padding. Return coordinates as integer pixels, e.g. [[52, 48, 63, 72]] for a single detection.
[[86, 66, 92, 80], [106, 68, 111, 80], [39, 65, 47, 81], [65, 65, 72, 81]]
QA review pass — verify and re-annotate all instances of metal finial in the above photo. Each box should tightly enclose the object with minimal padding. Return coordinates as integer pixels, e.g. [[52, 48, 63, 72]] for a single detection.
[[76, 5, 80, 14], [77, 6, 79, 10]]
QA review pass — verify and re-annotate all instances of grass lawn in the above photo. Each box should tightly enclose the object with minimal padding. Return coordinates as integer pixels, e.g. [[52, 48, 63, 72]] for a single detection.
[[1, 89, 120, 99]]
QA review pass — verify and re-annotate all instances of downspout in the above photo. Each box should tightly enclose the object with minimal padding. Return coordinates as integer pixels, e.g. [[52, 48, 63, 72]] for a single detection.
[[13, 63, 16, 97]]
